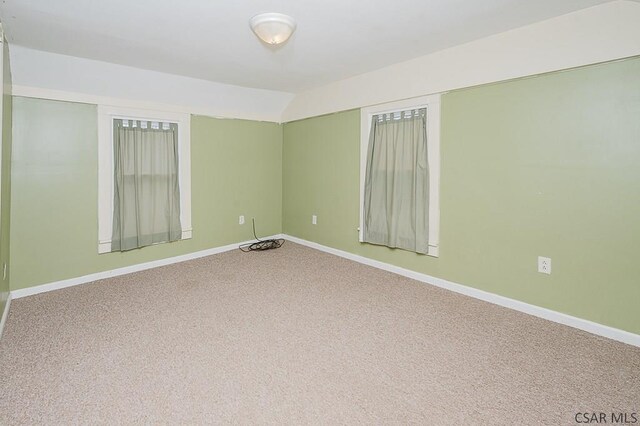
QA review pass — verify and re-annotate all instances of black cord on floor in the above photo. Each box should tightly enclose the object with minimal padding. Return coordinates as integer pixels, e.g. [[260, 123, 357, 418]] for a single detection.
[[239, 218, 284, 252]]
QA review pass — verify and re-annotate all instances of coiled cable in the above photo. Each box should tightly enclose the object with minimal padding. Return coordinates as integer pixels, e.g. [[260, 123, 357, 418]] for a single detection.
[[239, 218, 284, 252]]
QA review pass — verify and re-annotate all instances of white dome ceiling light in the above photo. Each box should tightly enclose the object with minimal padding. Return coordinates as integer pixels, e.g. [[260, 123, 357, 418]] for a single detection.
[[249, 13, 296, 45]]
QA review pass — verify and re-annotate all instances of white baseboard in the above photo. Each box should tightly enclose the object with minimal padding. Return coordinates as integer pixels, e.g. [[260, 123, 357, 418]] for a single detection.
[[0, 293, 10, 340], [9, 233, 638, 347], [10, 235, 284, 300], [284, 235, 640, 348]]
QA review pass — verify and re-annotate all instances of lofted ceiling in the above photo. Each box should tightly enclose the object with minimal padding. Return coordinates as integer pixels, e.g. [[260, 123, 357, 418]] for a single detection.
[[0, 0, 613, 93]]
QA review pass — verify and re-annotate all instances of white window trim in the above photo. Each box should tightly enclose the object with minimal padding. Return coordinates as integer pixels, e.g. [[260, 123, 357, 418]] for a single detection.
[[359, 94, 441, 257], [97, 105, 192, 254]]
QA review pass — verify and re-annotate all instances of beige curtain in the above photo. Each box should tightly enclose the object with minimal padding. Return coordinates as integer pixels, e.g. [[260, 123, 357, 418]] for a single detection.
[[111, 119, 182, 252], [363, 108, 429, 254]]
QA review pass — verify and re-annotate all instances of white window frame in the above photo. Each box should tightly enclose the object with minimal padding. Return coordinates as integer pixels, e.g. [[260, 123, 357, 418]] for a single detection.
[[97, 105, 192, 254], [359, 94, 441, 257]]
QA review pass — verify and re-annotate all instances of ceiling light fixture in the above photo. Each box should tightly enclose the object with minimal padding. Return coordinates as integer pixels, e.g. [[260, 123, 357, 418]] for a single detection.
[[249, 13, 296, 45]]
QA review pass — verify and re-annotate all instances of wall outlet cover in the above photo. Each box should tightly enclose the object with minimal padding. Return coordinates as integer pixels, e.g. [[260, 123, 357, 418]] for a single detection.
[[538, 256, 551, 274]]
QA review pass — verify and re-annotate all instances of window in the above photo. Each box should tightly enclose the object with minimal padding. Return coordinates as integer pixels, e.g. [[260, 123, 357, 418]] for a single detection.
[[359, 94, 441, 256], [98, 106, 192, 253]]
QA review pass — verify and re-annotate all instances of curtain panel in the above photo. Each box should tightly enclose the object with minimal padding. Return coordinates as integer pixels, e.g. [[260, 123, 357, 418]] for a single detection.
[[111, 119, 182, 252], [363, 108, 429, 254]]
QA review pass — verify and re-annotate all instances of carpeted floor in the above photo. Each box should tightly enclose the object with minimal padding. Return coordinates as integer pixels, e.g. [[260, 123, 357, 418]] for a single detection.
[[0, 242, 638, 424]]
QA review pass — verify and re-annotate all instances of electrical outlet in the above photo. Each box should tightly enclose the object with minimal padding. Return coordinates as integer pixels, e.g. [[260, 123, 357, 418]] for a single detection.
[[538, 256, 551, 274], [239, 215, 245, 225], [312, 214, 317, 225]]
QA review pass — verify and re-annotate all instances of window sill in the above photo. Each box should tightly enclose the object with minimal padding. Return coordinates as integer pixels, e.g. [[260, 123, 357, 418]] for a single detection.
[[98, 229, 192, 254]]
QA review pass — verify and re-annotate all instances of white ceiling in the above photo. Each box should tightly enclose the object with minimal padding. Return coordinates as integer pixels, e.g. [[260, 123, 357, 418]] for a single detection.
[[0, 0, 612, 93]]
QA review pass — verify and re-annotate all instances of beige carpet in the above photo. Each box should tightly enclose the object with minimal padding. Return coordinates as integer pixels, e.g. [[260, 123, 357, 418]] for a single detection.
[[0, 242, 638, 424]]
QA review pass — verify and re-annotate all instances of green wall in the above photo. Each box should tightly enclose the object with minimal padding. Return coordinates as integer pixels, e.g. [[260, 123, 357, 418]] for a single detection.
[[283, 57, 640, 334], [10, 98, 282, 290], [0, 39, 12, 319], [8, 57, 640, 335]]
